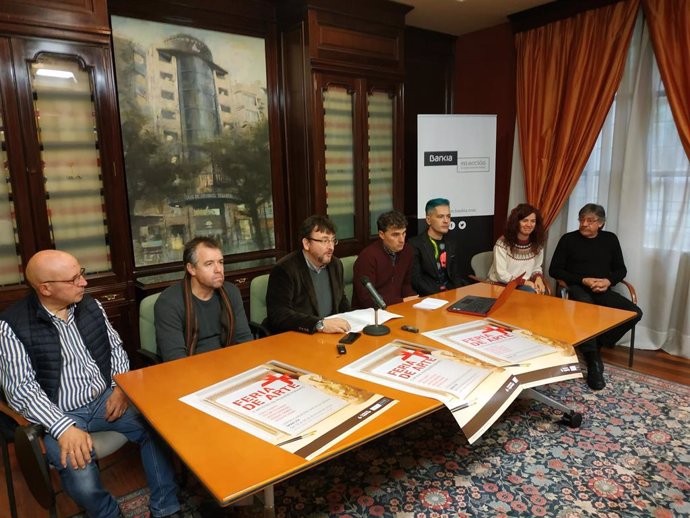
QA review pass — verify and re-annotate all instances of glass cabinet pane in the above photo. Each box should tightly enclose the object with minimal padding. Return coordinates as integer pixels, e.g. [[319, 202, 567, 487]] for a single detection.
[[0, 109, 23, 286], [367, 90, 394, 235], [29, 55, 111, 273], [323, 85, 356, 240]]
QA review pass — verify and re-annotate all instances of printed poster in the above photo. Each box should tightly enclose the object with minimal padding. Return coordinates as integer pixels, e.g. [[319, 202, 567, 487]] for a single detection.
[[180, 360, 395, 460], [424, 320, 564, 366], [339, 340, 521, 443]]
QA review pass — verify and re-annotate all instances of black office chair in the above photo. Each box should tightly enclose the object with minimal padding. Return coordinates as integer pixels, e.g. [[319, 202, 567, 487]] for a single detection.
[[0, 395, 20, 518], [555, 278, 638, 367]]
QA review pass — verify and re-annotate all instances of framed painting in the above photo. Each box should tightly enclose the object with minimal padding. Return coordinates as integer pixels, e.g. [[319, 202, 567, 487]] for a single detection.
[[111, 15, 274, 267]]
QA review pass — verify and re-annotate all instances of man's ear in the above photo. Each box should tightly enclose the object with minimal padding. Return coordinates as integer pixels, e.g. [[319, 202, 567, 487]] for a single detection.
[[36, 283, 52, 297], [301, 237, 310, 251], [185, 262, 195, 277]]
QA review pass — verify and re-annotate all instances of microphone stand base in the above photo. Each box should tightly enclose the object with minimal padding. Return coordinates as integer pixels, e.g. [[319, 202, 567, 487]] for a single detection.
[[363, 324, 390, 336]]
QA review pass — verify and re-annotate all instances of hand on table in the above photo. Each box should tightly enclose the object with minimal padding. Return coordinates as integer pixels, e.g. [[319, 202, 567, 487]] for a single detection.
[[321, 318, 351, 334]]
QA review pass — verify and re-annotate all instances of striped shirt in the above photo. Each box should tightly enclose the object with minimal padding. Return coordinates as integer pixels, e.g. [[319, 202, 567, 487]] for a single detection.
[[0, 300, 129, 439]]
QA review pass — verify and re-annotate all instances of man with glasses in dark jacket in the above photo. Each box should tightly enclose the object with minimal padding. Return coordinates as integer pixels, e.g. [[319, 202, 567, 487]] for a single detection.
[[266, 215, 350, 334]]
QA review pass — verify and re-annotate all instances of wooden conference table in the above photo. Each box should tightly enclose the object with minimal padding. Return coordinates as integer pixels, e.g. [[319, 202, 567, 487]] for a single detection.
[[115, 283, 636, 511]]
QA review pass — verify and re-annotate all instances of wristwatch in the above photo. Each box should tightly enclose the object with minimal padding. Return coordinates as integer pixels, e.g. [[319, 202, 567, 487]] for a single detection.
[[315, 319, 325, 332]]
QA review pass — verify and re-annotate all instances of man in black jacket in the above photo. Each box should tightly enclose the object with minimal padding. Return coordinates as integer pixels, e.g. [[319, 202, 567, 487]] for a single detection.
[[409, 198, 469, 296], [550, 203, 643, 391], [266, 215, 351, 334]]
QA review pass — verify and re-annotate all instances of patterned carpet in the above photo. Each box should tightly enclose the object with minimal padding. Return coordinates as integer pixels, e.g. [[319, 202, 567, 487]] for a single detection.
[[89, 365, 690, 517]]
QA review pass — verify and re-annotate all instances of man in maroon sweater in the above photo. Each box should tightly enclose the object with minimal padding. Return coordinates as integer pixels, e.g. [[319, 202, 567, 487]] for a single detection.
[[352, 210, 417, 309]]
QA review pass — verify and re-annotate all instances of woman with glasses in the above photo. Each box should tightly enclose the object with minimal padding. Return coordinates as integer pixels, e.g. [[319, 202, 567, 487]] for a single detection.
[[488, 203, 547, 294]]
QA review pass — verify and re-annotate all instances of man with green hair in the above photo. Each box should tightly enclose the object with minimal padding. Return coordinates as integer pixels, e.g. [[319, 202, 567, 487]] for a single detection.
[[409, 198, 469, 296]]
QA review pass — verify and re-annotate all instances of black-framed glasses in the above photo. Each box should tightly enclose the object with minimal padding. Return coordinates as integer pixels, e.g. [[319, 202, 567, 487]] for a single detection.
[[307, 237, 338, 246], [43, 267, 86, 285]]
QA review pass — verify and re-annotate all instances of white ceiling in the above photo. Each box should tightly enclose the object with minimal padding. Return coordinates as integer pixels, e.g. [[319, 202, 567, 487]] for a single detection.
[[402, 0, 554, 36]]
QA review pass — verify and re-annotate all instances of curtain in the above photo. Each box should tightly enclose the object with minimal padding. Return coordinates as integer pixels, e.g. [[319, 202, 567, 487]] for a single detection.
[[515, 0, 639, 229], [642, 0, 690, 159], [544, 16, 690, 358]]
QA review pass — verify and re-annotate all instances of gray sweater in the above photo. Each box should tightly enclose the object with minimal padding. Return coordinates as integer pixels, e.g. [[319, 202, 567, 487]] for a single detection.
[[154, 281, 252, 361]]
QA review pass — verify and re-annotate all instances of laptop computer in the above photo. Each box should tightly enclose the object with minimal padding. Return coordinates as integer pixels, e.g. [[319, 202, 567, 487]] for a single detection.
[[447, 273, 525, 317]]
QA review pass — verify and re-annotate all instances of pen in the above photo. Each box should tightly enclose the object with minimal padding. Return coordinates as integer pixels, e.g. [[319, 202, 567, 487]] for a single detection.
[[450, 398, 477, 412], [276, 430, 317, 446]]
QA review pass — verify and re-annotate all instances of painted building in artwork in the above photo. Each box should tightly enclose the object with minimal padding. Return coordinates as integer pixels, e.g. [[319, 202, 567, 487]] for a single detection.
[[113, 32, 273, 265]]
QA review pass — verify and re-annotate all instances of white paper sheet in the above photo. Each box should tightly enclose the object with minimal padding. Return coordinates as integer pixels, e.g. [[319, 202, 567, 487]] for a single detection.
[[413, 298, 449, 310], [327, 308, 403, 332]]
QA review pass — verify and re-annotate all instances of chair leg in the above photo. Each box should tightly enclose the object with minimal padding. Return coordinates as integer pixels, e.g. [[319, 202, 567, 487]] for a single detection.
[[628, 327, 636, 368], [2, 439, 18, 518]]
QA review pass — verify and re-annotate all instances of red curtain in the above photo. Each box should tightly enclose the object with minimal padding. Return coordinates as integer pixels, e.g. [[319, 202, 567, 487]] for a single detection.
[[515, 0, 639, 229], [643, 0, 690, 159]]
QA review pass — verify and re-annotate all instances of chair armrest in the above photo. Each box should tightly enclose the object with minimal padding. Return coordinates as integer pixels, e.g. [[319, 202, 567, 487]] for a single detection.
[[555, 279, 569, 299], [619, 279, 638, 304], [136, 348, 162, 366], [14, 423, 55, 509], [249, 321, 271, 339], [0, 399, 30, 427]]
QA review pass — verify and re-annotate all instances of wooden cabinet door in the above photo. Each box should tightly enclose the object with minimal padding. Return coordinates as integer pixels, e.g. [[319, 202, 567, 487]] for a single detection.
[[313, 71, 403, 256], [0, 36, 135, 350]]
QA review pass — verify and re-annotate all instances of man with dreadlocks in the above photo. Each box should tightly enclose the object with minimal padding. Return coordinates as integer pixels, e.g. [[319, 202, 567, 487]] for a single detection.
[[155, 237, 253, 361]]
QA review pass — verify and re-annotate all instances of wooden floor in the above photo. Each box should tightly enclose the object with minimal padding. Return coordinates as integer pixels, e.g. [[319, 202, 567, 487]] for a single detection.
[[1, 346, 688, 518], [599, 344, 690, 386]]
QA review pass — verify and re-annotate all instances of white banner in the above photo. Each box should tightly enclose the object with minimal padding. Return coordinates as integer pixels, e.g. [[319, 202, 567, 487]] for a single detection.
[[417, 114, 496, 218]]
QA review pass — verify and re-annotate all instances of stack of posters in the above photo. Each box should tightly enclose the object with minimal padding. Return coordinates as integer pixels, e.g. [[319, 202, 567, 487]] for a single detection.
[[341, 321, 582, 443]]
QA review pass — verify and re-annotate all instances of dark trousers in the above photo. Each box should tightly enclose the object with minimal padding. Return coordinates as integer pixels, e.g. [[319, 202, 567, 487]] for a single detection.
[[568, 284, 643, 355]]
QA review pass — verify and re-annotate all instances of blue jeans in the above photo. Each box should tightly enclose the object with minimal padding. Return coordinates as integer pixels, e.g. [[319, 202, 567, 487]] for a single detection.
[[44, 388, 180, 518]]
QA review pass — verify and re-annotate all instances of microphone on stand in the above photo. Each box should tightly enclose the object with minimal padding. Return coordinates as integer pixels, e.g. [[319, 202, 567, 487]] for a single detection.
[[361, 276, 390, 336]]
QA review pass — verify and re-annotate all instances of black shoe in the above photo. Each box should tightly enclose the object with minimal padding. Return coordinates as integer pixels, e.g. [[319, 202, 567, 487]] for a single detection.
[[585, 357, 606, 390]]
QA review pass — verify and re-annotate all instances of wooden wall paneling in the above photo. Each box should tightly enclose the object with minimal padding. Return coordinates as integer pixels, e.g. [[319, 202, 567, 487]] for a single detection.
[[107, 0, 278, 39], [280, 23, 313, 248], [0, 0, 110, 36], [308, 9, 405, 74], [0, 38, 32, 309], [454, 23, 516, 241], [278, 0, 409, 257], [403, 27, 456, 231]]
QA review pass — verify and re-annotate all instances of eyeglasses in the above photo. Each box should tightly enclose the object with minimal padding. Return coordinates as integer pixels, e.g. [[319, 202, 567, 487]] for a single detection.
[[307, 237, 338, 246], [578, 217, 600, 225], [43, 267, 86, 285]]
